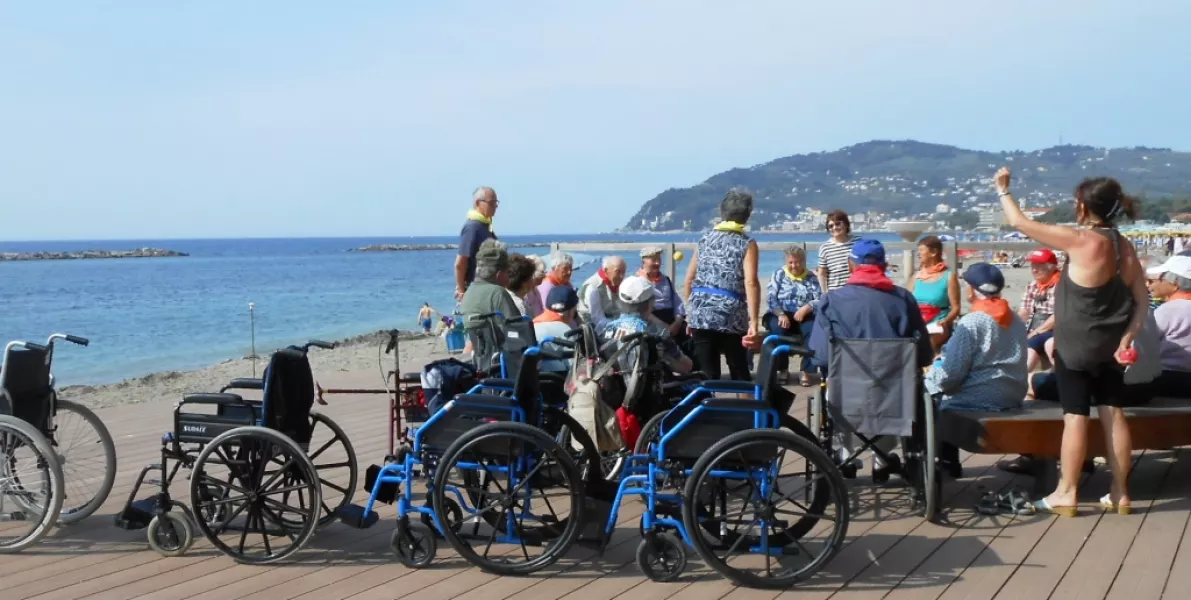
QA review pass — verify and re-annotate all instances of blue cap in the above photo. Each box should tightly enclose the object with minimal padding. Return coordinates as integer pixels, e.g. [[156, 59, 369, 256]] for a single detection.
[[963, 262, 1005, 295], [849, 238, 886, 265], [546, 285, 579, 312]]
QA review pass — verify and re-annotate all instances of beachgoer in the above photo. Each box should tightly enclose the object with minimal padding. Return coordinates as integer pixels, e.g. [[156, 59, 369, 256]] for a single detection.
[[459, 239, 521, 333], [1018, 248, 1060, 371], [997, 168, 1149, 516], [537, 253, 574, 301], [764, 244, 823, 386], [523, 255, 547, 318], [599, 276, 694, 375], [817, 210, 860, 292], [1144, 255, 1191, 397], [638, 246, 686, 336], [807, 238, 933, 474], [577, 256, 627, 332], [907, 235, 960, 354], [504, 253, 538, 318], [454, 186, 499, 301], [534, 285, 581, 374], [683, 190, 762, 381], [417, 303, 439, 334]]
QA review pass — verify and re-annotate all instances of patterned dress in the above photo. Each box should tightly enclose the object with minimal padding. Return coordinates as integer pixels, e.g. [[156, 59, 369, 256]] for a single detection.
[[687, 230, 750, 334]]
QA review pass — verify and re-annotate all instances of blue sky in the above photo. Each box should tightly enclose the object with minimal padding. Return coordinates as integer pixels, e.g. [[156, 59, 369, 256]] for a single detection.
[[1, 1, 1188, 241]]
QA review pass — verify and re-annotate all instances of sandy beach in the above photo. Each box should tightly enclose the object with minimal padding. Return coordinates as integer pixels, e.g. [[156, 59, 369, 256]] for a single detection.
[[55, 263, 1054, 411]]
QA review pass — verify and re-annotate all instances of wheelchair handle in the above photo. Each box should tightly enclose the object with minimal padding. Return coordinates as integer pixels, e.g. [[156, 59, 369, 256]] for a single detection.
[[539, 336, 576, 349], [619, 331, 658, 345], [383, 329, 400, 354], [65, 335, 89, 346], [772, 343, 814, 359], [763, 334, 802, 348], [305, 340, 336, 351], [563, 327, 583, 339]]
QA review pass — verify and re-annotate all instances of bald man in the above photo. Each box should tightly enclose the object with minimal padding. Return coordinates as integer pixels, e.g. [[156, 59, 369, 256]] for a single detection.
[[455, 186, 499, 301]]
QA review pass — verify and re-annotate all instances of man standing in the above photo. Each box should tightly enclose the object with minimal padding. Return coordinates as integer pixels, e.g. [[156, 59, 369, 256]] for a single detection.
[[455, 186, 499, 301]]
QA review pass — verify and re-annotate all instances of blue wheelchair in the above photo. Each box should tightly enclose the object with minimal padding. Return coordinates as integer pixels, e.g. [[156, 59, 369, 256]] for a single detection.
[[340, 337, 598, 576], [605, 335, 850, 588]]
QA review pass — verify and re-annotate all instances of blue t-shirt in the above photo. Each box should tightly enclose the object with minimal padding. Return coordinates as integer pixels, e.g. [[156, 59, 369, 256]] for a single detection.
[[459, 220, 497, 284]]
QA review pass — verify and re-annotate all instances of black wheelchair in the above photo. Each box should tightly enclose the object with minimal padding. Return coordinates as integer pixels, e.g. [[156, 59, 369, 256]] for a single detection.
[[1, 333, 116, 553], [605, 335, 850, 588], [115, 340, 359, 563]]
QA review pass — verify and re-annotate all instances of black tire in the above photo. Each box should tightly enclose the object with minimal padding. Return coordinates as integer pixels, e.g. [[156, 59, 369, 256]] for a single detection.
[[422, 496, 463, 535], [306, 412, 358, 527], [634, 411, 667, 456], [542, 406, 602, 483], [52, 399, 118, 525], [683, 428, 849, 589], [392, 517, 436, 568], [920, 395, 939, 522], [147, 512, 193, 557], [0, 415, 65, 553], [432, 422, 584, 576], [190, 427, 321, 564], [636, 532, 687, 583]]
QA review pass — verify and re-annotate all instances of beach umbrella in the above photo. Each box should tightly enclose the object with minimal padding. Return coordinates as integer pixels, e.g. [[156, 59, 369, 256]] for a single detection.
[[1002, 232, 1028, 240]]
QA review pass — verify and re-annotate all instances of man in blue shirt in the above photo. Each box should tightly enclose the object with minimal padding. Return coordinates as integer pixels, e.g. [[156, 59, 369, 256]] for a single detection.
[[455, 186, 499, 301]]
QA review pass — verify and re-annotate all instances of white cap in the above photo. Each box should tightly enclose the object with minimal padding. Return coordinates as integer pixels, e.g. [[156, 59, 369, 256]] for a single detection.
[[1147, 255, 1191, 280], [618, 276, 656, 304], [639, 245, 664, 258]]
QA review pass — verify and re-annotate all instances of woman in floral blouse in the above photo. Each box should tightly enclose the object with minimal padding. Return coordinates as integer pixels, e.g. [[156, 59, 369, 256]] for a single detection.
[[765, 245, 823, 385]]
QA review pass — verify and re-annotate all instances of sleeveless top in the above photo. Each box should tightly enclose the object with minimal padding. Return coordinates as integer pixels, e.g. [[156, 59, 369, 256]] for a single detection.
[[912, 270, 951, 324], [687, 229, 750, 334], [1054, 228, 1135, 372]]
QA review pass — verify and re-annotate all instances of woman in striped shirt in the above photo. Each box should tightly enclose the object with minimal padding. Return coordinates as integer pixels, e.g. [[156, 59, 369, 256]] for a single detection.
[[817, 210, 860, 292]]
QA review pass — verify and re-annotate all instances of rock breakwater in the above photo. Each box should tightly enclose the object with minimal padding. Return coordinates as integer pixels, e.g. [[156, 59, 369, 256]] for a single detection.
[[0, 247, 188, 262]]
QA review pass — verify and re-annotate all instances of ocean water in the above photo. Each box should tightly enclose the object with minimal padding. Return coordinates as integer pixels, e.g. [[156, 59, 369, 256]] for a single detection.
[[0, 233, 899, 385]]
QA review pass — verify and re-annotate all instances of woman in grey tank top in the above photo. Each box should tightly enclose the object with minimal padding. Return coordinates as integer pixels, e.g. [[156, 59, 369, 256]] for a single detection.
[[996, 168, 1149, 517]]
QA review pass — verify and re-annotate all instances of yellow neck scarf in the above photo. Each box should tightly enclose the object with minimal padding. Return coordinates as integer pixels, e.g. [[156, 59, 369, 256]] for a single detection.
[[783, 265, 808, 282], [466, 208, 493, 232], [714, 221, 746, 234]]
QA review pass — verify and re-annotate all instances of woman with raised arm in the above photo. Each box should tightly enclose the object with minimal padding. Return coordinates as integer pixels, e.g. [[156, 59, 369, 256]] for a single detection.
[[996, 167, 1148, 516]]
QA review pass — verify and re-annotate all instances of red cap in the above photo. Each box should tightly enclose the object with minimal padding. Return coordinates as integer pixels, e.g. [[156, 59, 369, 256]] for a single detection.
[[1027, 248, 1057, 264]]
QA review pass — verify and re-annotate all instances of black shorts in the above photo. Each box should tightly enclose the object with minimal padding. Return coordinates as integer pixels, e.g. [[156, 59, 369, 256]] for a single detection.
[[1053, 351, 1128, 416]]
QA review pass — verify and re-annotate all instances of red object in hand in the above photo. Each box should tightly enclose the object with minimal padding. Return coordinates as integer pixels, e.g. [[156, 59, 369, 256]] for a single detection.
[[1118, 347, 1138, 365]]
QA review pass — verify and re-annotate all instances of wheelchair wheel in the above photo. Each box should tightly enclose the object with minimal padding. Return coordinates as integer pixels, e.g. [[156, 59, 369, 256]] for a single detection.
[[912, 395, 940, 522], [542, 406, 601, 483], [51, 399, 118, 525], [147, 511, 194, 557], [0, 415, 65, 553], [636, 531, 687, 583], [190, 426, 321, 564], [305, 411, 358, 527], [432, 422, 583, 576], [392, 516, 436, 568], [683, 428, 849, 589]]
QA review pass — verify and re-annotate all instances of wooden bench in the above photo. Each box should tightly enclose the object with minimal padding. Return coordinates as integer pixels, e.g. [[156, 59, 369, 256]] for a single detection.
[[937, 396, 1191, 493]]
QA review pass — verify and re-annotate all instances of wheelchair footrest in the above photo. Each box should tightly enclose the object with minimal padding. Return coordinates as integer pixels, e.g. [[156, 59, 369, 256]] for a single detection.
[[114, 498, 158, 531], [337, 504, 380, 529], [577, 496, 613, 545], [655, 499, 683, 520]]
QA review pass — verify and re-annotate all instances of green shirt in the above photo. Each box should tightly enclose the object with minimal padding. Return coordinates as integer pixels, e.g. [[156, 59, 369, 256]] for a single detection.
[[458, 280, 522, 331]]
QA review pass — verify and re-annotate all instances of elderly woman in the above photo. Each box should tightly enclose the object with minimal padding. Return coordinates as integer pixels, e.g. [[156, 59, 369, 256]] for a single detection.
[[537, 252, 574, 301], [1018, 248, 1061, 371], [503, 253, 539, 317], [907, 235, 960, 354], [765, 245, 823, 385], [998, 168, 1149, 517], [521, 255, 546, 318], [683, 190, 761, 380]]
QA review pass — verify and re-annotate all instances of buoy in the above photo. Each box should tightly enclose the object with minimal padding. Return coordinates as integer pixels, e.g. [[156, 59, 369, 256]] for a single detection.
[[673, 251, 684, 262]]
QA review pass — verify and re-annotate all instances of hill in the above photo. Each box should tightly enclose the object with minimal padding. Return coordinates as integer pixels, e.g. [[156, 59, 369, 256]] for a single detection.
[[621, 140, 1191, 231]]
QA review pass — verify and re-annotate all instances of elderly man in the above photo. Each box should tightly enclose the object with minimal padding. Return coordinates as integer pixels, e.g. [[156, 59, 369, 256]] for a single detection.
[[534, 285, 581, 374], [454, 186, 499, 301], [1145, 255, 1191, 396], [458, 239, 521, 332], [638, 246, 686, 338], [1018, 248, 1059, 371], [578, 255, 627, 331], [537, 252, 574, 301], [599, 276, 694, 375]]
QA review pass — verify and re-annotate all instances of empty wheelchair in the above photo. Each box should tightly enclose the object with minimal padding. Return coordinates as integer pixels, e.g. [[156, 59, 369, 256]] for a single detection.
[[115, 340, 358, 563], [807, 332, 948, 521], [1, 333, 116, 553], [606, 335, 849, 588], [342, 343, 590, 576]]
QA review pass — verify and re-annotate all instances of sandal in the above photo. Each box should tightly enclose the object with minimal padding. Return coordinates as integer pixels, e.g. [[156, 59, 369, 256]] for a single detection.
[[975, 487, 1034, 516], [1030, 497, 1078, 517], [1100, 494, 1133, 515]]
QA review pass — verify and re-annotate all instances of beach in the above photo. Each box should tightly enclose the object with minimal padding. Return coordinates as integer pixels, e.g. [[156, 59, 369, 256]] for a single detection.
[[56, 264, 1045, 411]]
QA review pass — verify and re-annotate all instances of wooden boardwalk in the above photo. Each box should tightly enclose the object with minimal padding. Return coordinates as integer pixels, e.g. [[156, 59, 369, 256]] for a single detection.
[[4, 367, 1191, 600]]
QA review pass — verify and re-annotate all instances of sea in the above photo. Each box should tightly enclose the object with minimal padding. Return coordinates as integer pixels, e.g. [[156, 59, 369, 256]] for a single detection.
[[0, 232, 903, 386]]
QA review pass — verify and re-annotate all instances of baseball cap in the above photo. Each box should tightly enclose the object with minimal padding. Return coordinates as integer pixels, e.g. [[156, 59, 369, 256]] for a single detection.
[[639, 245, 664, 258], [963, 262, 1006, 295], [1027, 248, 1058, 264], [1147, 255, 1191, 280], [618, 276, 656, 305], [849, 239, 886, 265], [545, 285, 579, 312]]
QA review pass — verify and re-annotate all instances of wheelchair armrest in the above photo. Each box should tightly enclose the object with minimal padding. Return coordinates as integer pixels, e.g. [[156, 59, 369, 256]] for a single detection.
[[477, 378, 516, 389], [701, 398, 769, 410], [539, 372, 566, 385], [221, 378, 263, 392], [669, 371, 708, 382], [180, 393, 245, 406], [697, 380, 759, 393]]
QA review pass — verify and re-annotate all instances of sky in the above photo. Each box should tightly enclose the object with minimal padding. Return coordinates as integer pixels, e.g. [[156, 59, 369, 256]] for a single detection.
[[2, 1, 1189, 241]]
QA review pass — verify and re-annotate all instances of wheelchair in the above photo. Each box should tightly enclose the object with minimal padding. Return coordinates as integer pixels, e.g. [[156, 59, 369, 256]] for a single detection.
[[340, 342, 592, 576], [115, 340, 359, 563], [805, 333, 946, 522], [1, 333, 116, 553], [605, 335, 850, 588]]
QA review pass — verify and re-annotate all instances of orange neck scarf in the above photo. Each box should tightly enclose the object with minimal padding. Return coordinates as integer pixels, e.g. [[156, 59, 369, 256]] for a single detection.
[[915, 261, 947, 281], [533, 310, 569, 324], [638, 268, 663, 283], [1034, 270, 1060, 292], [1169, 291, 1191, 302], [972, 298, 1014, 328], [546, 273, 567, 287]]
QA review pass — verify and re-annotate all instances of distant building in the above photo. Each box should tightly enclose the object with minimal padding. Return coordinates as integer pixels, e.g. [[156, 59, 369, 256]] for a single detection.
[[978, 209, 1006, 229]]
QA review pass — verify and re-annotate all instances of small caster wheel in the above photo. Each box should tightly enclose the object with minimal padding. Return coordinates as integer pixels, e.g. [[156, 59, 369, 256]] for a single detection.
[[873, 454, 902, 485], [636, 533, 686, 583], [392, 517, 436, 568], [421, 497, 463, 536], [839, 461, 858, 479], [147, 512, 193, 557]]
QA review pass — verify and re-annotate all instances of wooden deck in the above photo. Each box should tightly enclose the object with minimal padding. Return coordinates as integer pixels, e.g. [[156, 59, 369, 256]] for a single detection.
[[5, 368, 1191, 600]]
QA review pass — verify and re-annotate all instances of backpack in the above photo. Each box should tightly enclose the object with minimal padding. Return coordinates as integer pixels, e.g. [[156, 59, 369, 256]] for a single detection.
[[566, 356, 624, 453]]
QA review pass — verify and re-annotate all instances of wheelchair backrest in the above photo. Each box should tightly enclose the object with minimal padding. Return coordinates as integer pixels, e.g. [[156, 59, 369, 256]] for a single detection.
[[827, 336, 919, 437], [514, 350, 545, 424], [259, 347, 316, 444], [499, 316, 538, 380], [466, 314, 505, 375], [754, 338, 783, 405], [0, 345, 53, 433]]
